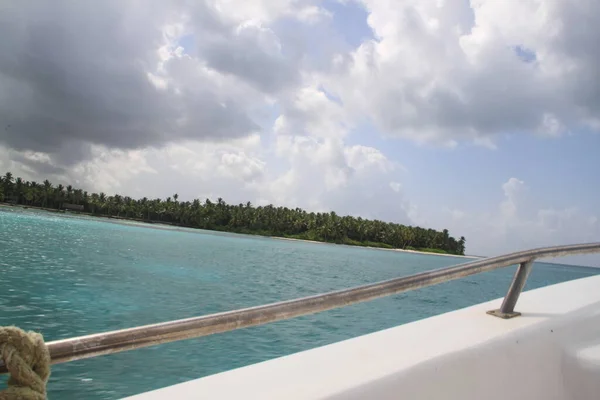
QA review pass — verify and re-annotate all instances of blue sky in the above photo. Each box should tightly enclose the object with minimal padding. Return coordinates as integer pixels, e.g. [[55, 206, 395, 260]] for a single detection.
[[0, 0, 599, 265], [361, 129, 600, 214], [323, 0, 374, 46]]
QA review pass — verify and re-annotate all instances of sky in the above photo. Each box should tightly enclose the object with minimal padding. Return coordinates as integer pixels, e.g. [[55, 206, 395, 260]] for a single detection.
[[0, 0, 599, 266]]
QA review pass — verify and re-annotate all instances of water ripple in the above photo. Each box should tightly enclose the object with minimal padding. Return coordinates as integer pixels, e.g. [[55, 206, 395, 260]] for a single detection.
[[1, 208, 597, 399]]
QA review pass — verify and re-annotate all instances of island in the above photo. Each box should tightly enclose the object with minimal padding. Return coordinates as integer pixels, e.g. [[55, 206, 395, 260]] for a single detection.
[[0, 171, 466, 255]]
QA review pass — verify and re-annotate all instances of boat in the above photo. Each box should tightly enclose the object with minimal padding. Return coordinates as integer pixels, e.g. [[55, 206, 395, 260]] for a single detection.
[[1, 243, 599, 399]]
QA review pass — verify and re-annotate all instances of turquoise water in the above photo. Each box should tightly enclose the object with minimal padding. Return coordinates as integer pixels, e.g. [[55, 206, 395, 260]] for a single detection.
[[0, 208, 598, 399]]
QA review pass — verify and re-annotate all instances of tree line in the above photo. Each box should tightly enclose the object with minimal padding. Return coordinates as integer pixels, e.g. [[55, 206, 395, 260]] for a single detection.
[[0, 171, 466, 255]]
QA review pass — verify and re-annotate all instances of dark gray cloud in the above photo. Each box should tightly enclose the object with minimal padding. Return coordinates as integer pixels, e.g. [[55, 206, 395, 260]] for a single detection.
[[199, 31, 300, 93], [8, 152, 67, 177], [0, 1, 281, 165], [548, 0, 600, 117], [186, 10, 303, 93]]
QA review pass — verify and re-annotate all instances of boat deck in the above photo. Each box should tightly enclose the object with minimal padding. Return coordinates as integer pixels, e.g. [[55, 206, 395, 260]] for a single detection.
[[125, 274, 600, 400]]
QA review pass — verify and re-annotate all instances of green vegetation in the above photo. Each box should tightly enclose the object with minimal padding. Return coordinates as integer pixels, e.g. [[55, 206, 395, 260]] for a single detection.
[[0, 172, 466, 255], [412, 247, 449, 254]]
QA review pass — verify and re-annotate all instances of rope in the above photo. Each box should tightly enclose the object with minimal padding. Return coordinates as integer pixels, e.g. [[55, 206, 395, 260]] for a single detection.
[[0, 327, 50, 400]]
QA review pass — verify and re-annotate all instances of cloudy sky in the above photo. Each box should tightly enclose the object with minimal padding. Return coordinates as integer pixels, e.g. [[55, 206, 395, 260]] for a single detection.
[[1, 0, 599, 265]]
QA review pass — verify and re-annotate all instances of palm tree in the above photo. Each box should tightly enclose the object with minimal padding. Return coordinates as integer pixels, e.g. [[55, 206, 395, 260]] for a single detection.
[[3, 171, 13, 185], [41, 180, 52, 207]]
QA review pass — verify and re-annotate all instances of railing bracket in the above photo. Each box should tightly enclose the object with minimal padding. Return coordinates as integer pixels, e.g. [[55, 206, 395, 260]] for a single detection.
[[486, 259, 534, 319], [486, 309, 521, 319]]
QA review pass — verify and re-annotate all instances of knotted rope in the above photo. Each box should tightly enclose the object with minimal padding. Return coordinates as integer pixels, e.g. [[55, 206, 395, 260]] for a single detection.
[[0, 327, 50, 400]]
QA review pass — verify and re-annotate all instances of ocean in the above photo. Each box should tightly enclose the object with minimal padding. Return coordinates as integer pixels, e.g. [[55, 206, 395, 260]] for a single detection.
[[0, 207, 597, 399]]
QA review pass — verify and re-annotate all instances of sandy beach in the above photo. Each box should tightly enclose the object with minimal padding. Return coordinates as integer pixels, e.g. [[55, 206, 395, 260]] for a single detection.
[[270, 236, 481, 259]]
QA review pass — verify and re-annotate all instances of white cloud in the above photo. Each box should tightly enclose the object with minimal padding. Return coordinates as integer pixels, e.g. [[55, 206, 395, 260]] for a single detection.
[[275, 86, 349, 139], [419, 178, 600, 265], [212, 0, 325, 24], [296, 5, 333, 24], [389, 182, 402, 193], [218, 152, 266, 181], [500, 177, 525, 218], [325, 0, 600, 146], [345, 145, 393, 173], [266, 135, 409, 221], [267, 79, 408, 220]]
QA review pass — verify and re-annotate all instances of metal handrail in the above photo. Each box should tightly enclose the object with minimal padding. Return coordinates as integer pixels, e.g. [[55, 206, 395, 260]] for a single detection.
[[1, 242, 599, 373]]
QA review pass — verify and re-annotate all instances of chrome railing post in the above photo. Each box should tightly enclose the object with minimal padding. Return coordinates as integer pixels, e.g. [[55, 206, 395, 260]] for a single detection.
[[487, 259, 534, 319]]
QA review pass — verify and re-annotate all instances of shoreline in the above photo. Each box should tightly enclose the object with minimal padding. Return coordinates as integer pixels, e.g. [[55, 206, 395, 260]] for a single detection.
[[3, 203, 598, 266], [2, 202, 475, 258], [269, 236, 481, 259], [0, 202, 178, 226]]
